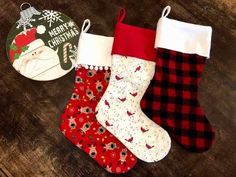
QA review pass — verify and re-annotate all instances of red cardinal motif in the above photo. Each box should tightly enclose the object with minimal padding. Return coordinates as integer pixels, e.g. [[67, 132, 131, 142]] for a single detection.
[[115, 75, 123, 80], [130, 92, 138, 97], [135, 66, 141, 72], [105, 120, 113, 126], [125, 137, 133, 142], [127, 111, 135, 116], [104, 100, 110, 108], [118, 97, 126, 102], [146, 144, 154, 149], [141, 127, 149, 133]]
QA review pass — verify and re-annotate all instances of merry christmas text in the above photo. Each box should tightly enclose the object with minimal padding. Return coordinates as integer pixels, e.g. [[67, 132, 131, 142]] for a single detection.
[[47, 22, 79, 48]]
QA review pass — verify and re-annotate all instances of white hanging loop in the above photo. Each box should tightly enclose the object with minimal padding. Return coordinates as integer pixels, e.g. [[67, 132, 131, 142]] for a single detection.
[[161, 6, 171, 17], [82, 19, 91, 33], [20, 2, 31, 10]]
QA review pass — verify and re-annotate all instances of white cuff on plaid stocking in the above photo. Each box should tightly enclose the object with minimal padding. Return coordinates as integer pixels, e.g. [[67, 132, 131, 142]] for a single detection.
[[155, 6, 212, 58]]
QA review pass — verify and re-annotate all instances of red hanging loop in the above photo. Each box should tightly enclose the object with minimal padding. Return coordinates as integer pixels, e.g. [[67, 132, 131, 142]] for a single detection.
[[117, 8, 126, 22]]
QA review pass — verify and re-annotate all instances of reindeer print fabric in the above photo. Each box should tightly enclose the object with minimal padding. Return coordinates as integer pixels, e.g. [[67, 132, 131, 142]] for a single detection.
[[96, 55, 171, 162], [59, 67, 137, 173]]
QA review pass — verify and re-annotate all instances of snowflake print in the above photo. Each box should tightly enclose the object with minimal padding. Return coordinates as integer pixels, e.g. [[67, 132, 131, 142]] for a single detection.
[[69, 45, 78, 60], [39, 10, 63, 27], [110, 152, 117, 158], [68, 20, 75, 28], [17, 17, 35, 30]]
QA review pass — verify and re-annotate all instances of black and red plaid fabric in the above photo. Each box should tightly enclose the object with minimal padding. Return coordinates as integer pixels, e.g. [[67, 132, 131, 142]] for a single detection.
[[141, 48, 215, 152]]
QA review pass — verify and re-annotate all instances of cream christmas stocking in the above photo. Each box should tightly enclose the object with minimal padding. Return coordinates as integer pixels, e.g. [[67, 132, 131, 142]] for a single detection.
[[96, 9, 171, 162]]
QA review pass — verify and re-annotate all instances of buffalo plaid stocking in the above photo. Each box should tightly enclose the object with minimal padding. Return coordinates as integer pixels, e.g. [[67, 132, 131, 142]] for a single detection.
[[59, 20, 137, 173], [141, 6, 215, 152]]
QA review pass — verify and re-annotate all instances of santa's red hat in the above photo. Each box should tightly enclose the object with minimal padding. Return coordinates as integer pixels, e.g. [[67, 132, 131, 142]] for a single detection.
[[9, 25, 46, 63]]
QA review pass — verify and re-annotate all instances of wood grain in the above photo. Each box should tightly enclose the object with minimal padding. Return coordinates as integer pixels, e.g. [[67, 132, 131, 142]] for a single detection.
[[0, 0, 235, 177]]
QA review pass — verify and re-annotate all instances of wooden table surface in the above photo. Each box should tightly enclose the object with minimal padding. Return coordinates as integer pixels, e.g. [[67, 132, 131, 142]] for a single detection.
[[0, 0, 236, 177]]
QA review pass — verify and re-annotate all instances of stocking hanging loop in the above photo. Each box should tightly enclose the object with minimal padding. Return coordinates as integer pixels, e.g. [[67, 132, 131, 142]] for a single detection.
[[161, 6, 171, 17], [117, 8, 126, 22], [20, 2, 31, 11], [82, 19, 91, 33]]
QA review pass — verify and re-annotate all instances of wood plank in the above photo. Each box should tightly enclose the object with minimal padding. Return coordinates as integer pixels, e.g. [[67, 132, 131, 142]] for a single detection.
[[0, 0, 235, 176]]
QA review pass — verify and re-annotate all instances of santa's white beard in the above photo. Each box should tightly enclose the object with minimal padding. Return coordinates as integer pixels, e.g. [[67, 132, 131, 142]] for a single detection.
[[13, 46, 60, 79], [37, 46, 59, 60]]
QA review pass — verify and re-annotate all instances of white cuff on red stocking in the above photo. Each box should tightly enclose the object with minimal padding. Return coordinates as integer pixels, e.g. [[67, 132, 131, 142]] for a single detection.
[[76, 19, 114, 69]]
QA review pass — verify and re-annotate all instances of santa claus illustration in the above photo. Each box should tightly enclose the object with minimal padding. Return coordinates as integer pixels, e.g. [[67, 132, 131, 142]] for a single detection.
[[9, 25, 68, 81]]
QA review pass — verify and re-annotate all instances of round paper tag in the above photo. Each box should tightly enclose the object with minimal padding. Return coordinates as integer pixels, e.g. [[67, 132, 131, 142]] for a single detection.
[[6, 5, 80, 81]]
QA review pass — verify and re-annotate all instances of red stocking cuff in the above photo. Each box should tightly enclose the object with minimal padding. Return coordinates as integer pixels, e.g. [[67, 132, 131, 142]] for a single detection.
[[112, 9, 156, 61]]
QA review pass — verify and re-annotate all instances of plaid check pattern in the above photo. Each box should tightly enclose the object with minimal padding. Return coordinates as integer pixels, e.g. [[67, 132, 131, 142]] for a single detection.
[[141, 48, 215, 152]]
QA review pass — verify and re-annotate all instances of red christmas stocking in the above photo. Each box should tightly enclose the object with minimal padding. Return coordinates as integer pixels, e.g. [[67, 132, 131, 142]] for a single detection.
[[59, 19, 137, 173], [141, 6, 215, 152]]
